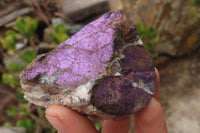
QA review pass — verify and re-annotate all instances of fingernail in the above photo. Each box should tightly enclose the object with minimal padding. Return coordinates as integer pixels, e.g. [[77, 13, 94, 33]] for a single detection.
[[46, 115, 65, 133]]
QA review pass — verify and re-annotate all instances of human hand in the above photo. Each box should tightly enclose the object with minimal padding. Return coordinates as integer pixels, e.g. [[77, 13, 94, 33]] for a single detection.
[[45, 69, 167, 133]]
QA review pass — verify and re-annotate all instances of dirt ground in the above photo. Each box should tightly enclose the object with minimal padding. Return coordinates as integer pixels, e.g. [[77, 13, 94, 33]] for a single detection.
[[159, 55, 200, 133]]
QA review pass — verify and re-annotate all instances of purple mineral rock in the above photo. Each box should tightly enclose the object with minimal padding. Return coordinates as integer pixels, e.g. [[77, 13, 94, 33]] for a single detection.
[[20, 11, 157, 119]]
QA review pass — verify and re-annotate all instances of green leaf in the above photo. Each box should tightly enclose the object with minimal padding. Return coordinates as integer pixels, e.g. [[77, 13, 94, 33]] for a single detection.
[[7, 62, 24, 73], [1, 35, 17, 50], [24, 19, 38, 36], [21, 50, 36, 64], [18, 93, 27, 103], [3, 122, 12, 127], [19, 104, 29, 116], [194, 0, 200, 6], [136, 23, 159, 52], [5, 30, 17, 36], [49, 32, 69, 44], [15, 17, 26, 33], [146, 42, 153, 52], [49, 24, 69, 44], [94, 121, 102, 131], [49, 31, 57, 42], [5, 30, 24, 40], [39, 108, 46, 117], [0, 29, 24, 52], [2, 73, 19, 87], [6, 106, 18, 116], [16, 118, 36, 132], [153, 34, 159, 42], [54, 24, 68, 33], [56, 33, 69, 43], [6, 104, 28, 117], [15, 17, 38, 37]]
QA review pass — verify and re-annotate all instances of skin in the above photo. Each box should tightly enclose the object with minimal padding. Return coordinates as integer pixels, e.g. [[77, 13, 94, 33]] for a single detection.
[[45, 69, 167, 133]]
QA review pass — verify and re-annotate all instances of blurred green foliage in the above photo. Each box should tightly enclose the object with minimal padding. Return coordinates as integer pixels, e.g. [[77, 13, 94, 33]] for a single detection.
[[6, 104, 29, 117], [15, 17, 38, 37], [194, 0, 200, 6], [1, 31, 17, 50], [16, 118, 36, 132], [49, 24, 69, 45], [94, 120, 102, 131], [1, 17, 38, 59], [1, 17, 38, 53], [6, 106, 19, 116], [7, 62, 25, 73], [18, 92, 28, 103], [0, 17, 45, 132], [21, 50, 37, 64], [1, 16, 38, 89], [0, 30, 23, 54], [136, 23, 159, 52], [3, 122, 12, 127], [2, 73, 20, 88]]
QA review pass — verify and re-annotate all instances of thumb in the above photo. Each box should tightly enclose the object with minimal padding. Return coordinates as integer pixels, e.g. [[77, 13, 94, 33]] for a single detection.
[[45, 105, 97, 133]]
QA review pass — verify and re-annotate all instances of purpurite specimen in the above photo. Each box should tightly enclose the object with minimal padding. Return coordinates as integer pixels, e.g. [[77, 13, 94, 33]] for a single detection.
[[20, 11, 157, 119]]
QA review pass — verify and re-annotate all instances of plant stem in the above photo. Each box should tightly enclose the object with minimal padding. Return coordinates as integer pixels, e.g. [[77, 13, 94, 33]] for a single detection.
[[29, 36, 37, 52], [0, 64, 7, 73], [14, 49, 23, 59], [31, 0, 50, 26], [28, 106, 49, 129]]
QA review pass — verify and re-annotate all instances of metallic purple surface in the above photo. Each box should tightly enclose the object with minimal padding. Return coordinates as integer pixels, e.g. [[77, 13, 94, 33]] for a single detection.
[[21, 12, 122, 86]]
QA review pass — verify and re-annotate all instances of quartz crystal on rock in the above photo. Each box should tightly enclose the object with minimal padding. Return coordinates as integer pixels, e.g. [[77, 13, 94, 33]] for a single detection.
[[20, 11, 157, 119]]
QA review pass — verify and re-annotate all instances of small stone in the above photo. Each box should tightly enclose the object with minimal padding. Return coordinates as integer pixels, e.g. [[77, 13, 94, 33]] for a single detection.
[[20, 11, 157, 119], [61, 0, 109, 21], [0, 7, 32, 27], [0, 127, 25, 133], [108, 0, 123, 11], [43, 27, 53, 43]]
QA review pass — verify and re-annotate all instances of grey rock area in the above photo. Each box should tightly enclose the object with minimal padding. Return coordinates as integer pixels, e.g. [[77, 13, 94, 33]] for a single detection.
[[61, 0, 109, 21], [166, 89, 200, 133], [123, 0, 200, 56], [108, 0, 123, 11], [159, 56, 200, 133], [3, 54, 27, 69], [0, 7, 32, 27], [0, 127, 25, 133]]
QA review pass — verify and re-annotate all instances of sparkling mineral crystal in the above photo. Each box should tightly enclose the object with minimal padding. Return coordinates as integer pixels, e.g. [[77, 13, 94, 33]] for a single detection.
[[20, 11, 157, 119]]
